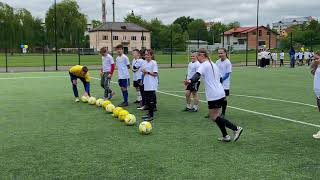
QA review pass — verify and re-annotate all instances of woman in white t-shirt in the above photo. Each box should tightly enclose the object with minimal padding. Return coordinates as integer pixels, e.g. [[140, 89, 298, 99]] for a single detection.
[[311, 51, 320, 139], [279, 50, 285, 67], [186, 48, 243, 142], [141, 49, 158, 121]]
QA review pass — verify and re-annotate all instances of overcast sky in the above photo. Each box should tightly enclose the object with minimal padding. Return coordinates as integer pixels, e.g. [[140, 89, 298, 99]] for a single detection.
[[2, 0, 319, 26]]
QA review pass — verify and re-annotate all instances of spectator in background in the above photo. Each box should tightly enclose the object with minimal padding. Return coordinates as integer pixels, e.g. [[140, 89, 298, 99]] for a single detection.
[[280, 50, 285, 67], [289, 47, 296, 68], [298, 51, 304, 66], [271, 51, 277, 67], [258, 49, 262, 68], [305, 50, 311, 66], [266, 49, 271, 67]]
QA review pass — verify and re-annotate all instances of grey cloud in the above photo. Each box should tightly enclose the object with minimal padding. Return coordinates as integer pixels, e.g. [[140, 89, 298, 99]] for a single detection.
[[2, 0, 319, 26]]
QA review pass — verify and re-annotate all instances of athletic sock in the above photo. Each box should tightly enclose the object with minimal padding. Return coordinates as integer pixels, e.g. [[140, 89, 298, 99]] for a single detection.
[[193, 105, 198, 110], [222, 117, 238, 131], [122, 90, 128, 103], [187, 104, 192, 109], [222, 100, 227, 115], [215, 117, 228, 137], [137, 91, 142, 101]]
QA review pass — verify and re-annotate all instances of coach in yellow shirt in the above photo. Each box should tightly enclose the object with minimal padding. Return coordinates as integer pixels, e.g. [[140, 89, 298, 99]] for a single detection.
[[69, 65, 91, 102]]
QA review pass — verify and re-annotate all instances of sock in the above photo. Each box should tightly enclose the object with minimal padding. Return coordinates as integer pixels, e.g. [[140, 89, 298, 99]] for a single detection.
[[72, 84, 79, 97], [317, 97, 320, 112], [193, 105, 198, 110], [215, 117, 228, 137], [122, 90, 128, 103], [222, 117, 238, 131], [137, 91, 142, 101], [222, 100, 227, 115], [187, 104, 192, 109]]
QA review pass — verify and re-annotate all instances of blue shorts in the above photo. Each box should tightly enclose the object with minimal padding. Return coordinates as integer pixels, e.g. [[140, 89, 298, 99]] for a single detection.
[[118, 79, 130, 88]]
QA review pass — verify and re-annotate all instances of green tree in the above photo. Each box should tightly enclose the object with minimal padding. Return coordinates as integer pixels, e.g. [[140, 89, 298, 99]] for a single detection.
[[45, 0, 87, 48], [173, 16, 194, 32], [187, 19, 208, 41], [91, 20, 102, 28]]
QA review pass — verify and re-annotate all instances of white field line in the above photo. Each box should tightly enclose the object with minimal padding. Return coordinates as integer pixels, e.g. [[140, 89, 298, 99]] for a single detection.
[[159, 90, 317, 108], [2, 75, 319, 128]]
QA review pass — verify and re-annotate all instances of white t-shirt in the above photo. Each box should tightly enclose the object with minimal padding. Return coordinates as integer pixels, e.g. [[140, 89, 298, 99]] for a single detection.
[[102, 54, 114, 73], [304, 52, 310, 59], [216, 58, 232, 90], [280, 52, 285, 60], [298, 52, 303, 60], [314, 66, 320, 97], [258, 52, 262, 60], [116, 54, 130, 79], [187, 61, 201, 80], [143, 60, 158, 91], [272, 53, 277, 61], [132, 58, 145, 81], [197, 60, 225, 101], [261, 51, 268, 59]]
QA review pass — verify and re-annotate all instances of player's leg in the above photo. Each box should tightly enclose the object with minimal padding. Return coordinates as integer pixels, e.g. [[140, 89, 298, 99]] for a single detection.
[[118, 79, 129, 106], [209, 99, 243, 142], [191, 91, 200, 112], [80, 77, 90, 97], [138, 82, 146, 109], [184, 89, 192, 111], [221, 90, 229, 117], [134, 80, 142, 103], [144, 91, 156, 121], [101, 72, 105, 89], [69, 72, 79, 100]]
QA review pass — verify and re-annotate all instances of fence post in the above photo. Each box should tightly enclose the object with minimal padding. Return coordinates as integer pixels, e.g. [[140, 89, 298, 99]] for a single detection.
[[170, 28, 173, 68], [77, 30, 80, 65], [246, 32, 248, 66], [54, 0, 58, 71], [5, 47, 8, 72], [197, 30, 200, 49], [111, 29, 114, 57]]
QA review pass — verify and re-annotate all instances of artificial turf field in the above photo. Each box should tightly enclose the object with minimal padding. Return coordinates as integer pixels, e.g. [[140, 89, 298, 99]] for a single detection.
[[0, 66, 319, 179]]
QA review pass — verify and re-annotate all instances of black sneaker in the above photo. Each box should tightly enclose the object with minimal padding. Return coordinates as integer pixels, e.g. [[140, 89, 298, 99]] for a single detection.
[[141, 115, 149, 119], [183, 107, 191, 112], [118, 102, 128, 107]]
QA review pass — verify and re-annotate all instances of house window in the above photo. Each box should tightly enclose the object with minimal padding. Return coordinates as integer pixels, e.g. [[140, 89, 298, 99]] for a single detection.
[[238, 39, 245, 45], [267, 31, 270, 35], [103, 36, 108, 40], [252, 32, 256, 35], [113, 36, 118, 40], [141, 36, 146, 40], [259, 41, 266, 46], [123, 36, 126, 40], [259, 30, 262, 37], [131, 36, 137, 41]]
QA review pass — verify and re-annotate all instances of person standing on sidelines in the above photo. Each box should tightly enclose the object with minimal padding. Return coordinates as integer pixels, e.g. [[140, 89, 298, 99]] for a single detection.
[[186, 48, 243, 142], [289, 47, 296, 68], [279, 50, 285, 67], [311, 51, 320, 139], [216, 48, 232, 117], [141, 49, 158, 121], [132, 49, 145, 104], [69, 65, 91, 102], [115, 44, 131, 107], [298, 51, 304, 66], [183, 52, 201, 112], [271, 51, 277, 67], [100, 47, 115, 100]]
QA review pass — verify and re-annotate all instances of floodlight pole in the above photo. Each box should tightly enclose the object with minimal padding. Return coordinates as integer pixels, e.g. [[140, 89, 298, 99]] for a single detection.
[[112, 0, 115, 22], [170, 28, 173, 68], [255, 0, 260, 66]]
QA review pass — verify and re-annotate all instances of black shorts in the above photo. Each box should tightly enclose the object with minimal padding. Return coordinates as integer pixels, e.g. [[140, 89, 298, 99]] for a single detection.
[[208, 98, 225, 109], [186, 81, 201, 92], [133, 79, 142, 88], [225, 89, 230, 96]]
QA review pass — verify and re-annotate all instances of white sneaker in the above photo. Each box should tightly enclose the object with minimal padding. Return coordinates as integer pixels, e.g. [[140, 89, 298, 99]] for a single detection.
[[218, 135, 231, 142], [233, 127, 243, 142], [313, 131, 320, 139], [75, 98, 80, 102]]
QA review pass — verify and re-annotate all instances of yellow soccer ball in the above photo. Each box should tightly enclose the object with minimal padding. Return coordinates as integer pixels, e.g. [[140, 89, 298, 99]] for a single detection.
[[96, 99, 104, 107], [88, 97, 97, 105], [124, 114, 136, 126], [102, 100, 112, 108], [139, 121, 152, 135], [81, 96, 89, 103], [112, 107, 123, 118], [105, 104, 115, 113], [118, 110, 129, 121]]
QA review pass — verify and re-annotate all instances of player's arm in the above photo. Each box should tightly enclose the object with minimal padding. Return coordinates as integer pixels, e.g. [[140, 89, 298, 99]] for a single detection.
[[185, 72, 201, 86]]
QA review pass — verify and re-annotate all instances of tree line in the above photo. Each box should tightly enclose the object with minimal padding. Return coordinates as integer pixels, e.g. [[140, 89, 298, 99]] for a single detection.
[[1, 0, 319, 51]]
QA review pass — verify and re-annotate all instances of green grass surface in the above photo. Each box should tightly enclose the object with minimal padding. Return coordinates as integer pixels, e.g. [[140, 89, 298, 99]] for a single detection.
[[0, 66, 319, 179], [0, 52, 263, 67]]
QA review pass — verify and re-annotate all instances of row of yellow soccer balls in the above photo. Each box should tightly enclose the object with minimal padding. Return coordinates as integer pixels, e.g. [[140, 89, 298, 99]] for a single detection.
[[80, 96, 152, 135]]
